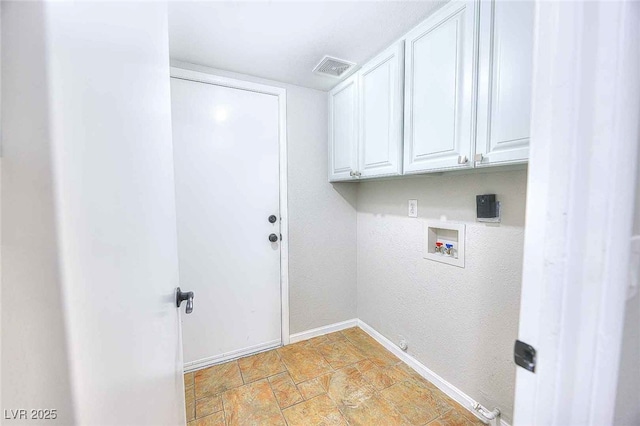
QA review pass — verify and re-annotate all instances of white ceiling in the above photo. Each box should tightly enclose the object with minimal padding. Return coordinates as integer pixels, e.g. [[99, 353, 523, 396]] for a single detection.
[[168, 1, 445, 91]]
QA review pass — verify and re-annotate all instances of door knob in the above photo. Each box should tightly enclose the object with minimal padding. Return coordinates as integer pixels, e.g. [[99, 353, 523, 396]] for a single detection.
[[269, 233, 279, 242], [268, 215, 277, 223], [176, 287, 194, 314]]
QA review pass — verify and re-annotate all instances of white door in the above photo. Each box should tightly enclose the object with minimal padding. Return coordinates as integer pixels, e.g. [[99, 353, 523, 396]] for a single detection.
[[475, 0, 534, 167], [2, 2, 186, 424], [358, 41, 405, 178], [170, 74, 283, 370], [329, 74, 359, 181], [514, 1, 640, 424], [403, 0, 477, 174]]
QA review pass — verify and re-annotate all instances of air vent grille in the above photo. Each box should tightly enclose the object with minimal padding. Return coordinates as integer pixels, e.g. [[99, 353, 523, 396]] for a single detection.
[[313, 56, 356, 79]]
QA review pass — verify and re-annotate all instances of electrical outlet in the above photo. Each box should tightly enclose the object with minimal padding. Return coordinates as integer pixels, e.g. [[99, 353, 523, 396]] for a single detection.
[[408, 199, 418, 218]]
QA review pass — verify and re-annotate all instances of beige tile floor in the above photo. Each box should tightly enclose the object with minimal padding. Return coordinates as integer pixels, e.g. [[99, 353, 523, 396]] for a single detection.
[[184, 327, 485, 426]]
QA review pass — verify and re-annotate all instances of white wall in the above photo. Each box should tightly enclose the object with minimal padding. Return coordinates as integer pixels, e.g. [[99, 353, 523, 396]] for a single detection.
[[357, 168, 527, 424], [1, 3, 75, 422], [169, 62, 358, 335], [285, 85, 358, 333], [2, 2, 185, 424]]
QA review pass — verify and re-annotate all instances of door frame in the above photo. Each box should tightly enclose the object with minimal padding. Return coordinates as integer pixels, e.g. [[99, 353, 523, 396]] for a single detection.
[[170, 67, 290, 351], [513, 1, 639, 425]]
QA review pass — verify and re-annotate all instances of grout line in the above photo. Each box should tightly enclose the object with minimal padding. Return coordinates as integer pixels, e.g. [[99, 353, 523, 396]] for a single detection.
[[291, 378, 304, 402], [235, 359, 249, 385], [264, 378, 289, 426], [220, 393, 227, 426]]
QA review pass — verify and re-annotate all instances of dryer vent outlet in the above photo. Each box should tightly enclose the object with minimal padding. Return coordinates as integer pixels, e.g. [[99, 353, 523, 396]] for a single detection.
[[313, 56, 356, 78]]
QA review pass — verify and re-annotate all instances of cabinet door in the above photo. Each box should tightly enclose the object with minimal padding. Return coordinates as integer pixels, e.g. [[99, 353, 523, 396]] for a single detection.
[[328, 74, 359, 181], [403, 1, 477, 174], [358, 41, 404, 178], [475, 0, 534, 166]]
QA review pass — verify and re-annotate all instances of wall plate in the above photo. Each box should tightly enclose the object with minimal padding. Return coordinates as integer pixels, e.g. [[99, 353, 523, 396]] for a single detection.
[[408, 199, 418, 217]]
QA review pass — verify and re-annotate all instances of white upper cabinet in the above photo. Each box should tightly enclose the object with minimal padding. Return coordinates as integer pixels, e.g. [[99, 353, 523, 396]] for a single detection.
[[358, 41, 404, 178], [328, 0, 533, 181], [403, 1, 478, 174], [328, 74, 358, 181], [475, 0, 534, 166]]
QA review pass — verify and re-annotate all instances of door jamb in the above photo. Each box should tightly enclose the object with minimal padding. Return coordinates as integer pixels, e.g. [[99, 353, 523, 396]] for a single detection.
[[170, 67, 290, 347]]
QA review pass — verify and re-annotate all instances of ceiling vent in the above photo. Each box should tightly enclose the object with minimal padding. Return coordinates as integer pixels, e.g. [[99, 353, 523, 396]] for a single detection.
[[313, 56, 356, 79]]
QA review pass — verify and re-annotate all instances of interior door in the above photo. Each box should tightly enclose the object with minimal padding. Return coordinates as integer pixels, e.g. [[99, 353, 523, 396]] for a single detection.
[[170, 76, 282, 371], [403, 0, 477, 174], [1, 2, 186, 424]]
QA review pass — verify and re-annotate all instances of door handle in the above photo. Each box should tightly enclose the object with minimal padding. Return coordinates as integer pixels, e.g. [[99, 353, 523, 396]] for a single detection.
[[176, 287, 194, 314], [269, 233, 279, 243]]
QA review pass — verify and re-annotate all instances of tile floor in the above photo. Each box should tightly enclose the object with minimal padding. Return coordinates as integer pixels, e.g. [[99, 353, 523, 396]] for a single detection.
[[184, 327, 485, 426]]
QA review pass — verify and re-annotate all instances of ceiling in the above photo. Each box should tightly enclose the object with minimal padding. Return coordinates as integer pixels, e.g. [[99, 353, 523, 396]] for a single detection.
[[168, 1, 445, 91]]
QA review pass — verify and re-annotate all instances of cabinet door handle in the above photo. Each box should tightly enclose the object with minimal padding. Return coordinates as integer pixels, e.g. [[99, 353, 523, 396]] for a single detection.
[[354, 171, 361, 177], [349, 170, 355, 177], [458, 155, 468, 164], [475, 153, 484, 162]]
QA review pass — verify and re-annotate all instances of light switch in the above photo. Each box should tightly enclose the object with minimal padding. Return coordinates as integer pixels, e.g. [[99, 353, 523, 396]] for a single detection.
[[408, 199, 418, 217]]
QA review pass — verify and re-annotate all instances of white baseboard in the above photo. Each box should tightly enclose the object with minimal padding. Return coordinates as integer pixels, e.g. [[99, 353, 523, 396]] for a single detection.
[[184, 318, 357, 373], [289, 318, 358, 344], [357, 320, 511, 426], [184, 339, 280, 373]]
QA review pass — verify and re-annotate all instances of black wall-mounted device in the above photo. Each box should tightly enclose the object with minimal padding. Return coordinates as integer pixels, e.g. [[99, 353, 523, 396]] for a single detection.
[[476, 194, 498, 219]]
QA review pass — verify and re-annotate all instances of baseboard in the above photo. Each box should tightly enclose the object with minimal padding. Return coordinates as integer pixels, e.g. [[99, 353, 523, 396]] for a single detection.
[[289, 318, 358, 344], [357, 320, 511, 426], [184, 318, 358, 373], [184, 339, 280, 373]]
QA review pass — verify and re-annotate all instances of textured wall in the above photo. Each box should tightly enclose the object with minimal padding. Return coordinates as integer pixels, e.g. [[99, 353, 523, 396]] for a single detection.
[[356, 168, 527, 424], [285, 87, 358, 334], [169, 61, 358, 335]]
